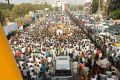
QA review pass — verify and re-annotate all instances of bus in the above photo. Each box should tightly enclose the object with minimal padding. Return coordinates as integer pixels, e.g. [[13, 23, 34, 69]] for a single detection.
[[55, 56, 73, 80]]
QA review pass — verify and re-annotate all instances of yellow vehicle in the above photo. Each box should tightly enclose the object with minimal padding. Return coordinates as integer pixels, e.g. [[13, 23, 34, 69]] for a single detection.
[[113, 42, 120, 56], [113, 42, 120, 47]]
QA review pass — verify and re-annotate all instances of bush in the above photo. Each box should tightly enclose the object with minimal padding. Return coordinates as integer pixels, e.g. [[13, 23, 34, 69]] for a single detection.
[[110, 10, 120, 19]]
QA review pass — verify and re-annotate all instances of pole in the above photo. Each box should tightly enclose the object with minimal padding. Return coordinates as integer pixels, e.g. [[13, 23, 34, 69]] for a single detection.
[[8, 0, 10, 5], [97, 0, 101, 14]]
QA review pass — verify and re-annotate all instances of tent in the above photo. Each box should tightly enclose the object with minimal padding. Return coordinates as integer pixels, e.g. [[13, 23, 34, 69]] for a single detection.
[[113, 43, 120, 47], [4, 22, 18, 36]]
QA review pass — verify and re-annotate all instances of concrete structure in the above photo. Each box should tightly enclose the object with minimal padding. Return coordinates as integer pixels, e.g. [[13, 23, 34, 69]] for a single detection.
[[56, 0, 69, 11], [61, 2, 69, 11], [35, 0, 46, 4]]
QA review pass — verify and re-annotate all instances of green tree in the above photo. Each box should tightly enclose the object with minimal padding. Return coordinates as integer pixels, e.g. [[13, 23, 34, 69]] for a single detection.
[[12, 3, 33, 18], [0, 3, 14, 10], [0, 2, 14, 25], [100, 0, 104, 11], [77, 5, 84, 11], [0, 11, 5, 26], [91, 0, 98, 13], [70, 5, 76, 11], [0, 2, 54, 23], [54, 7, 59, 11], [5, 0, 10, 5], [110, 10, 120, 19]]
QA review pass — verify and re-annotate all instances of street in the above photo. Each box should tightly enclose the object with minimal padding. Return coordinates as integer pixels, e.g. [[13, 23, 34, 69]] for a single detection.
[[0, 1, 120, 80]]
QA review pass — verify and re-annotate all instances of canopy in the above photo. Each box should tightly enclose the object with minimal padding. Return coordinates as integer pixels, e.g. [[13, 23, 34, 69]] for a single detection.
[[113, 43, 120, 47], [4, 22, 18, 36]]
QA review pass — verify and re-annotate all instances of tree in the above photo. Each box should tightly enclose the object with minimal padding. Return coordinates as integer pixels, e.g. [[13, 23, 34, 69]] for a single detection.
[[11, 3, 54, 18], [0, 2, 54, 24], [12, 3, 33, 18], [110, 10, 120, 19], [0, 3, 14, 25], [54, 7, 59, 11], [91, 0, 98, 13], [0, 3, 14, 10], [70, 5, 75, 11], [5, 0, 13, 10], [0, 11, 5, 26], [108, 0, 120, 15], [77, 5, 84, 11], [5, 0, 10, 5]]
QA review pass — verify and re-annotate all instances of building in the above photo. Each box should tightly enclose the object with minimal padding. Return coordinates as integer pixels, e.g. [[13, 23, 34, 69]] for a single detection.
[[84, 1, 92, 13], [56, 0, 69, 11], [35, 0, 47, 4], [61, 2, 69, 11]]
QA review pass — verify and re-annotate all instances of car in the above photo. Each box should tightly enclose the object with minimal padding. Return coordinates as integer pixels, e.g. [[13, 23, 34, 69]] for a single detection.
[[54, 56, 73, 80]]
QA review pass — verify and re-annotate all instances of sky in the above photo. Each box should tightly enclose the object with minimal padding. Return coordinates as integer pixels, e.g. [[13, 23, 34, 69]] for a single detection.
[[0, 0, 92, 5]]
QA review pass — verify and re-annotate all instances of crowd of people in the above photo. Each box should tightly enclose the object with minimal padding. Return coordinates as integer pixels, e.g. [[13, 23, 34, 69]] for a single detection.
[[8, 12, 119, 80]]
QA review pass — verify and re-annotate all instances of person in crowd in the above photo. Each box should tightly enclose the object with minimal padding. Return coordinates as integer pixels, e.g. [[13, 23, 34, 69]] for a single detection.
[[9, 12, 119, 80]]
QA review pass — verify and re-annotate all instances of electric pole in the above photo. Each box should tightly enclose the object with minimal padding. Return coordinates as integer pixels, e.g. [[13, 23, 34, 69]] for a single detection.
[[97, 0, 101, 14]]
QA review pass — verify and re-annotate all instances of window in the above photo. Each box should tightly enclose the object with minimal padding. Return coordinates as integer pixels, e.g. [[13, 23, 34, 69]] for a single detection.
[[55, 70, 72, 76], [58, 58, 67, 60]]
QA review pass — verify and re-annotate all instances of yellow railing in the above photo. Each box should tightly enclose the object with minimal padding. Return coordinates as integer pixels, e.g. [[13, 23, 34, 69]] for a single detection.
[[0, 25, 23, 80]]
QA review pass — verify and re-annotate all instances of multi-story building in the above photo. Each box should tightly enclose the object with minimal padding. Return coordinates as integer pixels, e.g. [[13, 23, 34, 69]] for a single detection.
[[84, 1, 92, 13]]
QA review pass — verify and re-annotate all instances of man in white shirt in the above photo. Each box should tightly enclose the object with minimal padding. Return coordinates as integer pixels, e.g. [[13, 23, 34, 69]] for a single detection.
[[35, 57, 41, 64], [21, 47, 26, 53], [73, 60, 78, 74], [47, 56, 52, 63], [19, 61, 24, 69], [27, 61, 34, 67], [51, 48, 56, 60], [29, 56, 33, 62], [23, 68, 27, 79]]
